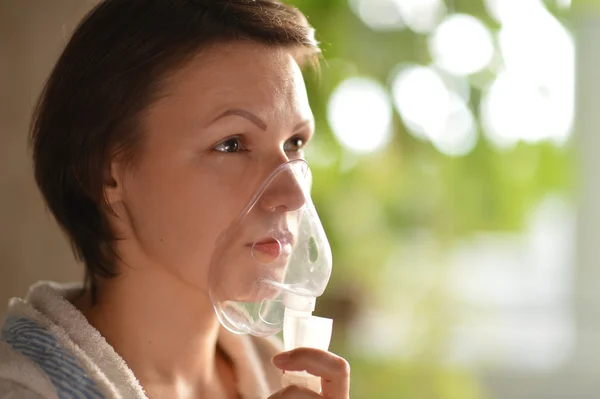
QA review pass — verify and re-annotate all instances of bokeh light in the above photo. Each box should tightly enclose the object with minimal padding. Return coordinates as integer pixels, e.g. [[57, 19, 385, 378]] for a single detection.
[[556, 0, 571, 9], [429, 14, 495, 76], [348, 0, 405, 31], [327, 77, 393, 154], [391, 65, 477, 156], [395, 0, 446, 33], [350, 0, 446, 33], [484, 0, 547, 25], [480, 2, 574, 147]]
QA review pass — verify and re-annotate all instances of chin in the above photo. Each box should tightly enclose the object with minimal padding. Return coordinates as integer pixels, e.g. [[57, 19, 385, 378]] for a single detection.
[[211, 246, 290, 302], [225, 272, 285, 303]]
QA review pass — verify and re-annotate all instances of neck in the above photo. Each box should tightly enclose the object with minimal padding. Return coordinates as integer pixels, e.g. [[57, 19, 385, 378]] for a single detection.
[[74, 266, 225, 396]]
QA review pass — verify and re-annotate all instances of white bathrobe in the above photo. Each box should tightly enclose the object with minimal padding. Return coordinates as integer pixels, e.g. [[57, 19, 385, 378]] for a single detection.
[[0, 281, 283, 399]]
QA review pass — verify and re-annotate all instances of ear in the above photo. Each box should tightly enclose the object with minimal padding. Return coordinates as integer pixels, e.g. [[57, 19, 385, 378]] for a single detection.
[[104, 157, 125, 207]]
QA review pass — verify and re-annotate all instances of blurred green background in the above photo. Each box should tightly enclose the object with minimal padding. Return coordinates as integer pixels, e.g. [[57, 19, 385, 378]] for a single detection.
[[281, 0, 578, 397]]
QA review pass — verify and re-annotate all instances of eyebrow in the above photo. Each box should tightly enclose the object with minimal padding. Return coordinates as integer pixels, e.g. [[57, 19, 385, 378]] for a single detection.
[[211, 108, 267, 130], [210, 108, 314, 132], [292, 119, 314, 133]]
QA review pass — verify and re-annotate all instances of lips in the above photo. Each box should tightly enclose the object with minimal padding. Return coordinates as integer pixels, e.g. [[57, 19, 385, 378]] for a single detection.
[[253, 239, 282, 258], [249, 231, 295, 263]]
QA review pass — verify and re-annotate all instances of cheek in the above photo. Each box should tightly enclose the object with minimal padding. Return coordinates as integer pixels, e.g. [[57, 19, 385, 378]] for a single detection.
[[122, 164, 247, 289]]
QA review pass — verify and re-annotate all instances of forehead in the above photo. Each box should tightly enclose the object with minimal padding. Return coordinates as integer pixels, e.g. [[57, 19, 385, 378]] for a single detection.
[[157, 41, 311, 119]]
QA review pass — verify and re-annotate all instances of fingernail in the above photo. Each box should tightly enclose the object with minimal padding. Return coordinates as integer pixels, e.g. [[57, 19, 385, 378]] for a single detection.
[[272, 352, 291, 366]]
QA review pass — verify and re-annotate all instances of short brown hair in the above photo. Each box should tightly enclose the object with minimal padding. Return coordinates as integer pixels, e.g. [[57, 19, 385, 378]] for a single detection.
[[30, 0, 320, 297]]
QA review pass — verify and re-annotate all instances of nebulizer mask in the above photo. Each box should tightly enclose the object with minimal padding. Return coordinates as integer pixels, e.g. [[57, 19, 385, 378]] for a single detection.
[[208, 159, 333, 392]]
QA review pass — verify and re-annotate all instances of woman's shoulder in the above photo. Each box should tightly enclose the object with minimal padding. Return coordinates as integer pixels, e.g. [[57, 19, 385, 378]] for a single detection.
[[0, 335, 58, 399], [0, 316, 105, 399], [0, 282, 136, 399], [0, 378, 48, 399]]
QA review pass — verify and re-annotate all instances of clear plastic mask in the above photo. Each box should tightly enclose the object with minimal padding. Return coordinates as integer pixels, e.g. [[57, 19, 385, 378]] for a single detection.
[[208, 159, 332, 337]]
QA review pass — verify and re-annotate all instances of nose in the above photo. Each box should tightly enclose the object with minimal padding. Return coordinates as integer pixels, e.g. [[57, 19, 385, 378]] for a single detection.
[[259, 161, 307, 213]]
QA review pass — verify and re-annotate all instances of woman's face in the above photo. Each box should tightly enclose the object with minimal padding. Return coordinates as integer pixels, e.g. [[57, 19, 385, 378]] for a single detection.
[[109, 41, 314, 298]]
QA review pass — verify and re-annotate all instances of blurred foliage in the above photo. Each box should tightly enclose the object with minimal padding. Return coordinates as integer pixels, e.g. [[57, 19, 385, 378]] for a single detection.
[[284, 0, 575, 397], [348, 357, 485, 399]]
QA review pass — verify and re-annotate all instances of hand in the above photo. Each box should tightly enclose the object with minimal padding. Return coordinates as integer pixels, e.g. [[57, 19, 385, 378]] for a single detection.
[[268, 348, 350, 398]]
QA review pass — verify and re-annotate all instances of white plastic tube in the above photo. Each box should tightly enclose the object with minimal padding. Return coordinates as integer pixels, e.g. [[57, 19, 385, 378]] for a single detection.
[[281, 295, 333, 394]]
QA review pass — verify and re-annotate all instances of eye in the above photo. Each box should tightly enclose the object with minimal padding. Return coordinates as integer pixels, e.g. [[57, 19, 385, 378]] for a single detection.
[[214, 136, 246, 153], [284, 136, 307, 153]]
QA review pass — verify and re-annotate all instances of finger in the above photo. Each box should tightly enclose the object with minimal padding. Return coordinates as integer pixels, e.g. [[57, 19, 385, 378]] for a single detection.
[[267, 384, 323, 399], [272, 348, 350, 398], [272, 348, 351, 381]]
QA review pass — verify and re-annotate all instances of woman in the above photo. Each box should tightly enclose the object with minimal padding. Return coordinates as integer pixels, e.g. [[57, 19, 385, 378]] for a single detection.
[[0, 1, 351, 398]]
